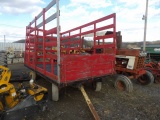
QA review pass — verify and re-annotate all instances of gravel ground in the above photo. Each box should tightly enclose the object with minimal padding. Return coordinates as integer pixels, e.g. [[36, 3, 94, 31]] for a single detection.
[[29, 77, 160, 120], [8, 63, 160, 120], [8, 63, 30, 82]]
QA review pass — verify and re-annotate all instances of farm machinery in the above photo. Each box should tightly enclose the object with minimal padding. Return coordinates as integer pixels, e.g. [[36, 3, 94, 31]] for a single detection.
[[115, 49, 154, 92], [0, 65, 48, 120], [99, 31, 153, 92], [144, 61, 160, 83], [0, 50, 31, 82]]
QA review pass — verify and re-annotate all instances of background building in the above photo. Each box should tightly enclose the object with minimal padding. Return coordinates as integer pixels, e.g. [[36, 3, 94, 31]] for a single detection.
[[0, 42, 25, 51]]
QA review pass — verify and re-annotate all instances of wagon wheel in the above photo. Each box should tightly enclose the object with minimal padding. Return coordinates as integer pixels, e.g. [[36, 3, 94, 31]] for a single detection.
[[30, 71, 36, 80], [137, 71, 154, 85], [114, 75, 133, 93], [92, 81, 102, 91], [52, 83, 59, 101]]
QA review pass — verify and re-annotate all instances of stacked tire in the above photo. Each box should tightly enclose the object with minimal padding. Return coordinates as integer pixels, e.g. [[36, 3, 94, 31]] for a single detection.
[[0, 51, 7, 67]]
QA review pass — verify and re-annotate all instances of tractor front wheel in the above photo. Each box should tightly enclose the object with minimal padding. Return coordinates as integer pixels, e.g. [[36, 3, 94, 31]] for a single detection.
[[114, 75, 133, 93]]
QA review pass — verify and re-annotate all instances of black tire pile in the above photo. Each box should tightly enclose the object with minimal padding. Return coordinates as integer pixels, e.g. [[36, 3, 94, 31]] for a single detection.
[[0, 51, 7, 67]]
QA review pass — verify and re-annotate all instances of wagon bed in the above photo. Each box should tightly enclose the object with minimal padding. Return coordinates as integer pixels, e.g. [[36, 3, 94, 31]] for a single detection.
[[24, 0, 117, 100]]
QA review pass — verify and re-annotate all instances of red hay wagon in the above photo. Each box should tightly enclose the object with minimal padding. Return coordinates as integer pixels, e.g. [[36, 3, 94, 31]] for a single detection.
[[24, 0, 117, 101]]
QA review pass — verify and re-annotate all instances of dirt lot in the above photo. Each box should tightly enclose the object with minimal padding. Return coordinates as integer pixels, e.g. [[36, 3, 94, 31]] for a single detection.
[[9, 64, 160, 120], [28, 77, 160, 120]]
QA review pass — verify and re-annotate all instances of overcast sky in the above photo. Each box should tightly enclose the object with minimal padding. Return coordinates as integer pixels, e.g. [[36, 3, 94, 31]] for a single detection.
[[0, 0, 160, 42]]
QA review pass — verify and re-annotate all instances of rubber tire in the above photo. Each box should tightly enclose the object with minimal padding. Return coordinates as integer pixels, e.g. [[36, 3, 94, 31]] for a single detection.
[[30, 71, 36, 80], [92, 81, 102, 92], [52, 83, 59, 101], [145, 69, 157, 83], [155, 77, 160, 84], [147, 71, 154, 83], [114, 75, 133, 93], [137, 71, 154, 85], [95, 82, 102, 92]]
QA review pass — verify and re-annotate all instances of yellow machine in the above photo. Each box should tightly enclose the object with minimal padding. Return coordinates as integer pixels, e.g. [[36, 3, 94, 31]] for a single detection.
[[0, 65, 48, 120]]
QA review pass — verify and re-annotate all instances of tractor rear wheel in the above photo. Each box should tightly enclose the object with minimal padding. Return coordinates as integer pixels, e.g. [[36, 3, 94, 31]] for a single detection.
[[137, 71, 154, 85], [114, 75, 133, 93], [155, 77, 160, 84]]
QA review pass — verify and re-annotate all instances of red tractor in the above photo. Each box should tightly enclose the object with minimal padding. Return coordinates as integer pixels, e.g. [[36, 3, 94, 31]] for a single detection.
[[115, 49, 154, 88]]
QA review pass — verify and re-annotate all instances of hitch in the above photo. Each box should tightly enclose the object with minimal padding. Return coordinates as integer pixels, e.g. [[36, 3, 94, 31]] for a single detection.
[[79, 85, 100, 120]]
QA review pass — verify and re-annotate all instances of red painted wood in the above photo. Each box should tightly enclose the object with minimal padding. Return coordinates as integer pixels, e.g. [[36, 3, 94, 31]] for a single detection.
[[25, 11, 116, 84]]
